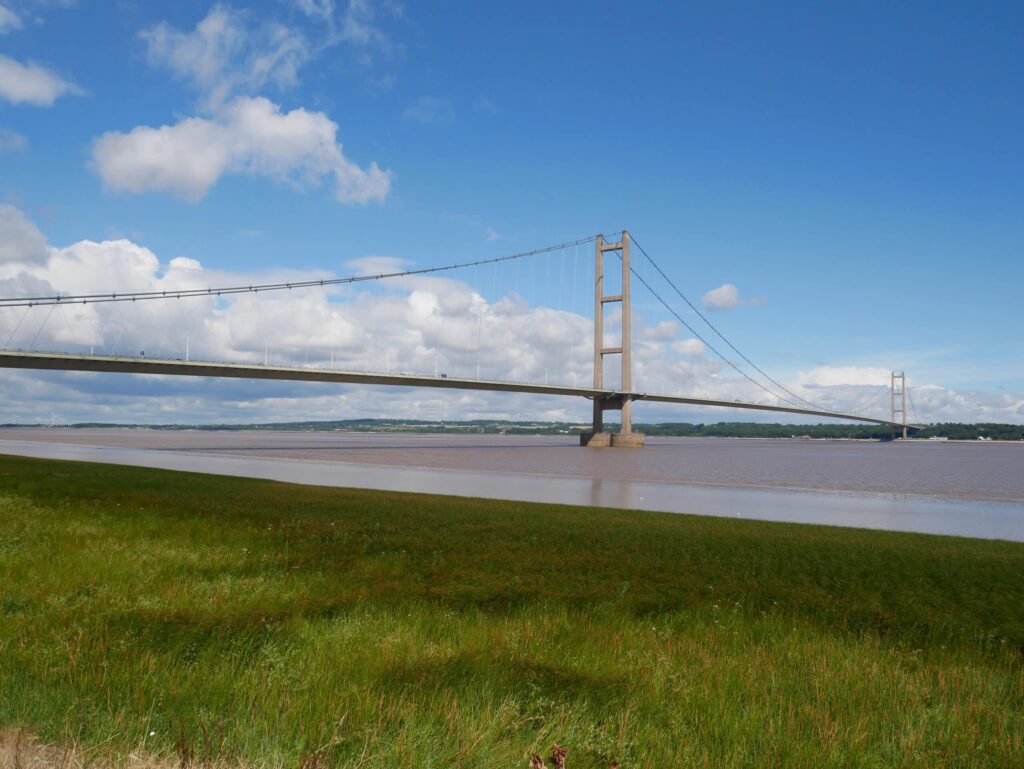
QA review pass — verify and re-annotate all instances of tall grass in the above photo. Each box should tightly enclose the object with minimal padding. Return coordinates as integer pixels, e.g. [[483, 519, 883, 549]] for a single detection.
[[0, 455, 1022, 767]]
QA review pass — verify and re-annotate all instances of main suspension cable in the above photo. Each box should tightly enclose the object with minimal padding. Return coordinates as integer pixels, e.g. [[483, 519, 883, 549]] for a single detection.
[[630, 235, 831, 413], [0, 235, 608, 308], [906, 384, 921, 424], [849, 386, 891, 414], [626, 263, 836, 413]]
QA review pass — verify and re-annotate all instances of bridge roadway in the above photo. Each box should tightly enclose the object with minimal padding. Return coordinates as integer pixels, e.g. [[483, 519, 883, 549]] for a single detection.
[[0, 350, 909, 428]]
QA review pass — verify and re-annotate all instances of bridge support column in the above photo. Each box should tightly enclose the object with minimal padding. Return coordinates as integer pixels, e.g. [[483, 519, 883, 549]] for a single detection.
[[891, 371, 908, 440], [580, 232, 645, 448]]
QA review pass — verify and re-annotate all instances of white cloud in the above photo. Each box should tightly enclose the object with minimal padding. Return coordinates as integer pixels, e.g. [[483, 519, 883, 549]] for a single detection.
[[0, 4, 22, 34], [142, 5, 309, 111], [121, 6, 397, 204], [0, 216, 725, 419], [91, 95, 391, 204], [795, 366, 891, 388], [0, 207, 1020, 425], [642, 321, 678, 341], [338, 0, 395, 52], [700, 283, 765, 311], [904, 385, 1024, 424], [672, 338, 705, 357], [291, 0, 399, 64], [403, 96, 454, 124], [290, 0, 401, 78], [292, 0, 334, 22], [0, 127, 27, 152], [345, 255, 410, 276], [701, 283, 738, 310], [0, 204, 49, 264], [0, 54, 79, 106]]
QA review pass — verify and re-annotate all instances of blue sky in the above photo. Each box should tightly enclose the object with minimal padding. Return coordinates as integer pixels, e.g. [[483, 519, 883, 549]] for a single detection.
[[0, 1, 1022, 424]]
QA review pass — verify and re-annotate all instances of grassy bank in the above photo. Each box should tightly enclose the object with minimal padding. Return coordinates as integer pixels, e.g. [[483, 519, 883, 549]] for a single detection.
[[1, 456, 1022, 768]]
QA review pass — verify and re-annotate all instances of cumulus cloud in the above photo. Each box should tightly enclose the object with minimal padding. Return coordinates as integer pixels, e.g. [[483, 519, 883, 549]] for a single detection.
[[702, 283, 739, 310], [672, 338, 705, 357], [642, 321, 678, 341], [905, 385, 1024, 424], [0, 210, 735, 420], [142, 5, 310, 111], [115, 5, 396, 205], [0, 127, 27, 152], [91, 95, 391, 204], [0, 4, 21, 34], [701, 283, 763, 311], [1, 239, 594, 394], [0, 54, 79, 106], [0, 204, 49, 264], [795, 366, 892, 388], [0, 206, 1020, 425]]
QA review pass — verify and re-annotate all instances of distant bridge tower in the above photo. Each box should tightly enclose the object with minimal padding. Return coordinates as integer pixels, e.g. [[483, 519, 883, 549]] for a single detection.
[[891, 371, 908, 439], [581, 232, 645, 448]]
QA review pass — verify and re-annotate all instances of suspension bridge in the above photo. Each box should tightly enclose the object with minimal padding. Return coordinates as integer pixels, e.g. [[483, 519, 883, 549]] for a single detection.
[[0, 231, 919, 445]]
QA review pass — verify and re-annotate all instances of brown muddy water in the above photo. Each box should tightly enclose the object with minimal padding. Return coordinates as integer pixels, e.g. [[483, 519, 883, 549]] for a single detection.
[[2, 429, 1022, 541]]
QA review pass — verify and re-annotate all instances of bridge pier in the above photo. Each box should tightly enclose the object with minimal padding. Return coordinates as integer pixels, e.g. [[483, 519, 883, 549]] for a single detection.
[[579, 392, 645, 447], [579, 432, 646, 448], [579, 431, 612, 447], [581, 232, 645, 448]]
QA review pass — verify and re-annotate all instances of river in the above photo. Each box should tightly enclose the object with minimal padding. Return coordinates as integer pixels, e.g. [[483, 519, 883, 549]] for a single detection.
[[1, 429, 1022, 541]]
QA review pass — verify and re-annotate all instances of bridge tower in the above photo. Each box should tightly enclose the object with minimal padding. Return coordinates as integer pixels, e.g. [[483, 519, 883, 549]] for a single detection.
[[580, 232, 645, 447], [891, 371, 908, 439]]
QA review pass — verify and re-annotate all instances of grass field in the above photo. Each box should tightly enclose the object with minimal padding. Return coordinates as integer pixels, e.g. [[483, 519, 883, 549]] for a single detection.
[[0, 455, 1022, 768]]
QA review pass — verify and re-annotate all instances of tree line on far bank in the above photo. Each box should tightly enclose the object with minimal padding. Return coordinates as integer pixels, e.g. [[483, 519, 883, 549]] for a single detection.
[[630, 422, 1024, 441], [4, 419, 1023, 440]]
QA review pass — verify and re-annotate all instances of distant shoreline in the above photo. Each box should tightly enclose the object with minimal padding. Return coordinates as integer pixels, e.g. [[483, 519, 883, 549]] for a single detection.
[[2, 421, 1022, 442]]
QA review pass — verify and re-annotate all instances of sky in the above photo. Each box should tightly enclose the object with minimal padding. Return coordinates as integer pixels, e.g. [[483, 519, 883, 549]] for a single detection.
[[0, 0, 1022, 425]]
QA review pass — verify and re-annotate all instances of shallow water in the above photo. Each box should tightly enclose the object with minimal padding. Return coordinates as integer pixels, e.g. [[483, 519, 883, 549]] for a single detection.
[[1, 429, 1022, 541]]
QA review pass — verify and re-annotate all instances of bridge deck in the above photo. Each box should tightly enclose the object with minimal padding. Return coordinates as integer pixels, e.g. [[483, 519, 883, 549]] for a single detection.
[[0, 351, 909, 428]]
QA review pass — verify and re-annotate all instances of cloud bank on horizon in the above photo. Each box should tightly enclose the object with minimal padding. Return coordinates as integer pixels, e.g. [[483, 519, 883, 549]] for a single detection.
[[0, 203, 1021, 425]]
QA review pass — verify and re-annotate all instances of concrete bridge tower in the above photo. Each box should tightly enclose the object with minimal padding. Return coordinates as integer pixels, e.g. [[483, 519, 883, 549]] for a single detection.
[[891, 371, 908, 440], [580, 232, 645, 448]]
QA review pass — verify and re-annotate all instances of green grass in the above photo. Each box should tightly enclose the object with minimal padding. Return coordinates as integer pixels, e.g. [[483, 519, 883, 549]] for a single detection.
[[0, 455, 1022, 768]]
